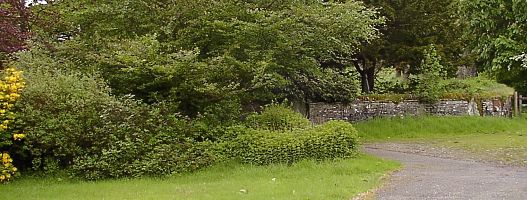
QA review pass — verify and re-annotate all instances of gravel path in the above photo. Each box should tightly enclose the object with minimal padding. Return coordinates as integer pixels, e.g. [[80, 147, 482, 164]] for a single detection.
[[364, 143, 527, 200]]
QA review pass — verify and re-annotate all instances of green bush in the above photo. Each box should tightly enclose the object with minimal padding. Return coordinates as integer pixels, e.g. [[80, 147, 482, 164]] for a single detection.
[[291, 68, 361, 102], [16, 67, 214, 179], [230, 120, 359, 165], [245, 102, 311, 131]]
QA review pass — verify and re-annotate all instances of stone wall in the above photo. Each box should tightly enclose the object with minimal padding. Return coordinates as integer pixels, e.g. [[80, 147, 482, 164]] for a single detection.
[[308, 97, 512, 124]]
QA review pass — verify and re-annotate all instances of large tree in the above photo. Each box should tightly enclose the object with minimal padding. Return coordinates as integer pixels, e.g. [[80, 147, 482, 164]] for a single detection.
[[460, 0, 527, 93], [355, 0, 464, 93], [20, 0, 383, 115]]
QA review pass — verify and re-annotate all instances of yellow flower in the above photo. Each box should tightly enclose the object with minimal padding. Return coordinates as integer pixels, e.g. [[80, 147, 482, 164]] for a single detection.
[[12, 167, 17, 172], [13, 133, 26, 141], [6, 76, 17, 83], [9, 85, 18, 93], [0, 175, 5, 180], [2, 152, 9, 160]]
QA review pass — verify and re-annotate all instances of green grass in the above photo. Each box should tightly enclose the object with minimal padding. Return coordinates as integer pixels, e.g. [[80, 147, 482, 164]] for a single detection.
[[432, 133, 527, 167], [355, 116, 527, 167], [354, 116, 527, 141], [2, 155, 400, 200]]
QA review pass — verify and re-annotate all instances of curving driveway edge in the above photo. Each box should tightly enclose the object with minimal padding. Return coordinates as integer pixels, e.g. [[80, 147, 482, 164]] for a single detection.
[[364, 143, 527, 200]]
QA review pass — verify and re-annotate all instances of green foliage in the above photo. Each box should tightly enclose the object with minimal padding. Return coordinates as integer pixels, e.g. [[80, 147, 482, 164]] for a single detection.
[[231, 121, 359, 165], [245, 102, 310, 131], [16, 67, 214, 179], [292, 68, 361, 102], [415, 45, 446, 102], [359, 76, 513, 102], [356, 0, 464, 93], [374, 67, 408, 94], [439, 77, 514, 100], [29, 0, 383, 113], [460, 0, 527, 93], [512, 54, 527, 69]]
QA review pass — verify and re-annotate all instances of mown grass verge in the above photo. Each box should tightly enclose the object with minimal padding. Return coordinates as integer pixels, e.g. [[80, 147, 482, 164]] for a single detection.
[[354, 116, 527, 141], [355, 116, 527, 167], [1, 155, 400, 200]]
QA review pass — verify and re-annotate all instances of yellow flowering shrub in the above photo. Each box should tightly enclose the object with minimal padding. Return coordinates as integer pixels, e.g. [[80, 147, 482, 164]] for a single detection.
[[1, 152, 18, 182], [0, 67, 25, 183]]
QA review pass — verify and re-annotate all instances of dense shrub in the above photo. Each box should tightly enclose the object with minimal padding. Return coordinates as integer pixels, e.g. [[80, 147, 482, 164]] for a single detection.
[[291, 68, 361, 102], [245, 102, 311, 131], [70, 100, 215, 179], [230, 120, 359, 165], [0, 67, 25, 183], [16, 67, 214, 179], [374, 68, 409, 94]]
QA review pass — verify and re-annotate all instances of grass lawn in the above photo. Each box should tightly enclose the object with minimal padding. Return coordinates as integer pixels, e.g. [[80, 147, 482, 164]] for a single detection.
[[431, 133, 527, 167], [1, 155, 400, 200], [355, 116, 527, 167]]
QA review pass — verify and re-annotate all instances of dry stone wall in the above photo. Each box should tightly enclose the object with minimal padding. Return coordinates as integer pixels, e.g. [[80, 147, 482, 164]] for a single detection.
[[309, 97, 512, 124]]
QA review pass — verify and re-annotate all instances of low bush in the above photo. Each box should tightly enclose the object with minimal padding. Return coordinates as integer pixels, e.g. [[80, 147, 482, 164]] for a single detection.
[[245, 102, 311, 131], [69, 99, 215, 180], [16, 67, 214, 179], [230, 120, 359, 165]]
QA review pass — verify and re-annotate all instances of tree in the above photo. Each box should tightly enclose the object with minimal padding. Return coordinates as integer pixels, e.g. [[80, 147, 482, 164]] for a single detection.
[[0, 0, 30, 66], [356, 0, 464, 93], [19, 0, 383, 116], [415, 45, 446, 102], [460, 0, 527, 93]]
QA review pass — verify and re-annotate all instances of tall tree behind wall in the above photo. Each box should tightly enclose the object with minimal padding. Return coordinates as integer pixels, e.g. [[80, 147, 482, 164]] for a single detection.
[[356, 0, 464, 93]]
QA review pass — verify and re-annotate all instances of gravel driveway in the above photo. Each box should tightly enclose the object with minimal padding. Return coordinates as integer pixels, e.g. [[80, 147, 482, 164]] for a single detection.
[[364, 143, 527, 200]]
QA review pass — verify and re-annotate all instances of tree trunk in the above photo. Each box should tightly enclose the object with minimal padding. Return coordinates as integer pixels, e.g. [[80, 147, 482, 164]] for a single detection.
[[353, 55, 376, 94]]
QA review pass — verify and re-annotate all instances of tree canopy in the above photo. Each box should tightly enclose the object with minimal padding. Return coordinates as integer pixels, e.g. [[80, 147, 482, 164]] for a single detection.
[[351, 0, 464, 93], [17, 0, 384, 116], [460, 0, 527, 93]]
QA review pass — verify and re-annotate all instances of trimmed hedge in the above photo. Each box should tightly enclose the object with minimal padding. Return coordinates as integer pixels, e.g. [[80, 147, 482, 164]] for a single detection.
[[230, 120, 359, 165]]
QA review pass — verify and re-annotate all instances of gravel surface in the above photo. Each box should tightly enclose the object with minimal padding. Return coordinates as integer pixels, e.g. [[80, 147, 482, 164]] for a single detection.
[[364, 143, 527, 200]]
